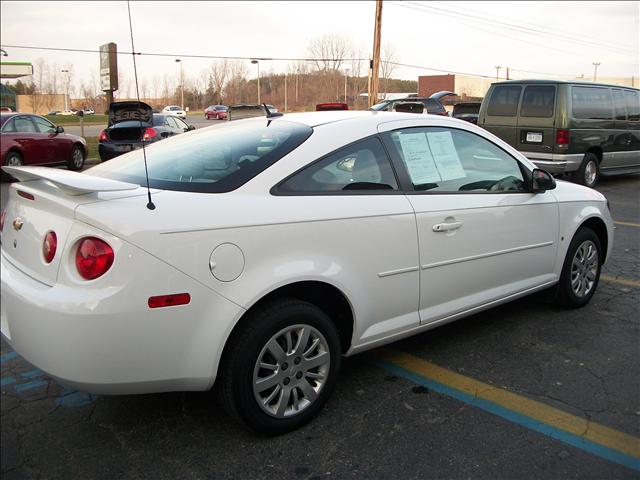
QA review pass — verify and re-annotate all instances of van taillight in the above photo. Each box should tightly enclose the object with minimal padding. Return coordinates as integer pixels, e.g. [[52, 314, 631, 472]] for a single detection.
[[76, 237, 114, 280], [555, 129, 569, 145], [99, 130, 108, 143], [142, 128, 158, 141]]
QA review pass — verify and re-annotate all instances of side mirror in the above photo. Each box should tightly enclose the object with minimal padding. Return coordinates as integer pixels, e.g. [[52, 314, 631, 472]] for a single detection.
[[55, 126, 65, 134], [531, 168, 556, 192], [187, 125, 196, 131]]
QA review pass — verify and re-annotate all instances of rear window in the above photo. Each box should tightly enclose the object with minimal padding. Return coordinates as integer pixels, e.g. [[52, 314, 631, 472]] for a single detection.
[[521, 86, 555, 117], [572, 86, 612, 120], [487, 86, 522, 116], [624, 90, 640, 121], [88, 119, 313, 193]]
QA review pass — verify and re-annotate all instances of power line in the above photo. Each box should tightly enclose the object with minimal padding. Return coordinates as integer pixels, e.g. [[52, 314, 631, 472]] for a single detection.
[[0, 44, 369, 63], [430, 0, 634, 53], [0, 43, 615, 83], [401, 1, 637, 55]]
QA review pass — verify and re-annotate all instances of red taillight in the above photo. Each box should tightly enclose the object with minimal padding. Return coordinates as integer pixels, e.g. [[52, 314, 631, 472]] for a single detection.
[[75, 237, 114, 280], [555, 129, 569, 145], [0, 210, 6, 232], [98, 129, 108, 143], [43, 231, 57, 263], [148, 293, 191, 309], [142, 128, 158, 142]]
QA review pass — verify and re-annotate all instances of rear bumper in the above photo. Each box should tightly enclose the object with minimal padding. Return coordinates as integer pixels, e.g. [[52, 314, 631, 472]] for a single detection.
[[1, 238, 244, 395], [521, 152, 584, 174], [98, 143, 143, 161]]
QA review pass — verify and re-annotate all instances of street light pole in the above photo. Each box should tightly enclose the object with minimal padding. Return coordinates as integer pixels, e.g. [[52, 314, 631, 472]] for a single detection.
[[61, 69, 69, 111], [175, 59, 184, 109], [494, 65, 501, 81], [251, 60, 260, 104], [344, 69, 350, 105], [284, 74, 287, 112]]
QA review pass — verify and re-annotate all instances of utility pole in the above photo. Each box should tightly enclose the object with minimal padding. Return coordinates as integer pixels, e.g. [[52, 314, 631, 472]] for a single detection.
[[369, 0, 383, 108], [61, 69, 69, 111], [295, 70, 299, 104], [251, 59, 260, 103], [494, 65, 501, 81], [175, 59, 184, 109], [506, 67, 510, 80], [344, 69, 350, 105], [592, 62, 601, 82], [284, 74, 287, 112]]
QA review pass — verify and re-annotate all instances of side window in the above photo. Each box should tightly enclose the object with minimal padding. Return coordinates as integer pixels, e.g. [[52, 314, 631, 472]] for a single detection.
[[612, 90, 627, 120], [165, 116, 179, 129], [277, 137, 398, 193], [487, 86, 522, 116], [624, 90, 640, 122], [1, 118, 16, 133], [521, 86, 555, 117], [572, 86, 613, 120], [13, 116, 37, 133], [32, 116, 56, 134], [388, 127, 526, 193], [174, 117, 189, 131]]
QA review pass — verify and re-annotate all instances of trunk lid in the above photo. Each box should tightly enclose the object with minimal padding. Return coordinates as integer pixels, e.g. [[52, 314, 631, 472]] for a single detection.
[[108, 101, 153, 127], [1, 166, 145, 286]]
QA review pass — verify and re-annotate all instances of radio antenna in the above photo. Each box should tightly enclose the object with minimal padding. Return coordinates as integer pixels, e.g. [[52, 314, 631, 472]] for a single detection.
[[127, 0, 155, 210]]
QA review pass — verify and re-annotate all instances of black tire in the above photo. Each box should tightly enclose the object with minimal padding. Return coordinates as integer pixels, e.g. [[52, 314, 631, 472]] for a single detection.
[[218, 298, 342, 435], [67, 145, 85, 171], [2, 151, 23, 182], [571, 152, 599, 188], [556, 227, 602, 308]]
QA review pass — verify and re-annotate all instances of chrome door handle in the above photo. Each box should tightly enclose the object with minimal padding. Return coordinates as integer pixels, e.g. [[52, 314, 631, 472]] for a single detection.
[[432, 221, 463, 232]]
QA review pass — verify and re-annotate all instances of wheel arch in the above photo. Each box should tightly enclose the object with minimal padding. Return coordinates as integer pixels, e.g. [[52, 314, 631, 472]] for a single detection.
[[585, 147, 603, 163], [579, 216, 609, 263], [220, 281, 355, 368]]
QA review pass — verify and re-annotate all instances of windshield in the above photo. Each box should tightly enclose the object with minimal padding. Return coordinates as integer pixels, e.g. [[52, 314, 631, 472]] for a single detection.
[[88, 119, 313, 193], [370, 102, 391, 111], [169, 106, 181, 111]]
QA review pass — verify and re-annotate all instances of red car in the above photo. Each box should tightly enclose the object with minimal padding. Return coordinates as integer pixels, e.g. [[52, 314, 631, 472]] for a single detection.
[[1, 113, 87, 175], [204, 105, 228, 120]]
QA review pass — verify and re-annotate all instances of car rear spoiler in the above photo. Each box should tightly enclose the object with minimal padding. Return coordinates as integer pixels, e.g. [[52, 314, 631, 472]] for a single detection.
[[2, 166, 139, 196]]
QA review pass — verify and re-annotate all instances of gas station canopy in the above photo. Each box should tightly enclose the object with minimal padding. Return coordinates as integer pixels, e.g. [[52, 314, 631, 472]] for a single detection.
[[0, 61, 34, 79]]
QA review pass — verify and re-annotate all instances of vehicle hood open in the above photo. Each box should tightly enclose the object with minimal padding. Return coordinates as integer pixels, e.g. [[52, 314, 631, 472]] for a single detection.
[[108, 101, 153, 127]]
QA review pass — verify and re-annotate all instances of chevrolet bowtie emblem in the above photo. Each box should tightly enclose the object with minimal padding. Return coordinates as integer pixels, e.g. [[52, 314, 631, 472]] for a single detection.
[[12, 218, 24, 231]]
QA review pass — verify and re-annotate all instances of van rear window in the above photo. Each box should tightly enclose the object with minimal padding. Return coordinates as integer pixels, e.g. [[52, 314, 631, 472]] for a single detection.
[[572, 86, 613, 120], [624, 90, 640, 121], [521, 86, 555, 117], [487, 86, 521, 116]]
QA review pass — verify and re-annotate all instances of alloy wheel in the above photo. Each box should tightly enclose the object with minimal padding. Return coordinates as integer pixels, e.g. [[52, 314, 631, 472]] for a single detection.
[[252, 324, 330, 418], [570, 240, 599, 298]]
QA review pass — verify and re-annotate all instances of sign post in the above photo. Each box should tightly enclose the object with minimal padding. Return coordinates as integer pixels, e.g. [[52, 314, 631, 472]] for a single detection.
[[100, 43, 118, 110]]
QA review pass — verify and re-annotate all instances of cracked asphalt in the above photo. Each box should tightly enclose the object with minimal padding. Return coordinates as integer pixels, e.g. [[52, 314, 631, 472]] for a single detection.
[[1, 174, 639, 480]]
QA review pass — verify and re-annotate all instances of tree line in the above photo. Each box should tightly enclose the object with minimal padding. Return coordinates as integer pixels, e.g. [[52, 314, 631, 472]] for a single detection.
[[4, 34, 418, 112]]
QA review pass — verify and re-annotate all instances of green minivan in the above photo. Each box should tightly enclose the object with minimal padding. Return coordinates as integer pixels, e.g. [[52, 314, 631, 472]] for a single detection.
[[478, 80, 640, 187]]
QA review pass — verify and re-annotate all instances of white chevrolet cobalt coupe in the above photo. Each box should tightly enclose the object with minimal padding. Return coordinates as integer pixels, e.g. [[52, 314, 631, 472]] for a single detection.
[[1, 111, 613, 434]]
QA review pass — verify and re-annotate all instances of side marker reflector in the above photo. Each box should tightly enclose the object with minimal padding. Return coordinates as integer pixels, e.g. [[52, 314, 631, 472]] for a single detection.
[[148, 293, 191, 309]]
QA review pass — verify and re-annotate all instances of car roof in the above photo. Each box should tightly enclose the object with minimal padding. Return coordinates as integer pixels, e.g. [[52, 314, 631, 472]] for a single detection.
[[267, 110, 453, 128], [492, 79, 639, 91]]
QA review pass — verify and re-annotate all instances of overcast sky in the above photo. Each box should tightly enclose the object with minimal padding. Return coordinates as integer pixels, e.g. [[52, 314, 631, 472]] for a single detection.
[[1, 1, 638, 92]]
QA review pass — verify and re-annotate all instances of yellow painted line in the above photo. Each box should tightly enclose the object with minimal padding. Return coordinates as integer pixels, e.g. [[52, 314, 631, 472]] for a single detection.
[[614, 221, 640, 228], [601, 275, 640, 288], [381, 350, 640, 459]]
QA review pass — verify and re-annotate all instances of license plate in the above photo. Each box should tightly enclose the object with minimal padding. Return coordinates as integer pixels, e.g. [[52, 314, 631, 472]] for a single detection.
[[526, 132, 543, 143], [116, 144, 133, 152]]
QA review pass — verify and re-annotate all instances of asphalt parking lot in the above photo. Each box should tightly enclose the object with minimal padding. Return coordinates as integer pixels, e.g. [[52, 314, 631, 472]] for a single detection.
[[1, 174, 639, 479]]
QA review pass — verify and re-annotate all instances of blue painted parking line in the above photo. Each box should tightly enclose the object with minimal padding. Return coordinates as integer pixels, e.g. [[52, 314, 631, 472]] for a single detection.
[[20, 369, 44, 379], [1, 376, 16, 386], [1, 351, 18, 365], [14, 380, 48, 393]]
